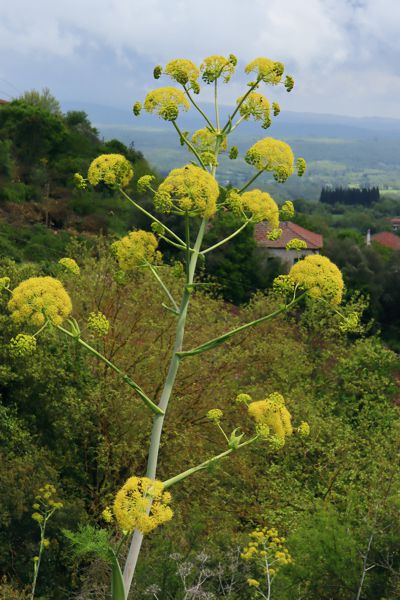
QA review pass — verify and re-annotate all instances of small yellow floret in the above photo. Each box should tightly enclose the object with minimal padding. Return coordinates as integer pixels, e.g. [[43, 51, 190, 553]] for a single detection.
[[112, 230, 160, 271], [241, 189, 279, 226], [87, 154, 133, 188], [245, 138, 295, 182], [238, 93, 271, 129], [144, 87, 189, 121], [286, 239, 307, 251], [165, 59, 200, 85], [87, 311, 110, 336], [113, 476, 173, 534], [247, 578, 260, 588], [0, 276, 10, 291], [201, 55, 236, 83], [9, 333, 37, 357], [207, 408, 223, 422], [289, 255, 344, 305], [248, 392, 293, 445], [245, 58, 284, 84], [59, 257, 80, 276], [8, 277, 72, 327], [157, 165, 219, 217]]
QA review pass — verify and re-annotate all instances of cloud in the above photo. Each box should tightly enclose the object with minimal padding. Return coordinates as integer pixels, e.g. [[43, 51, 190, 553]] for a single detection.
[[0, 0, 399, 117]]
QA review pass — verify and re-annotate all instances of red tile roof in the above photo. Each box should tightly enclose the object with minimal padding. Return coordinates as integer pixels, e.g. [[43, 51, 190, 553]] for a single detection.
[[390, 217, 400, 224], [0, 99, 9, 105], [255, 221, 323, 249], [371, 231, 400, 250]]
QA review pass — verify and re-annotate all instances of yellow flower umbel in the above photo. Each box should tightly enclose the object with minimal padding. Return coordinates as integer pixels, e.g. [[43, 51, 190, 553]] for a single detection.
[[245, 137, 295, 182], [248, 392, 293, 447], [87, 311, 110, 336], [113, 476, 173, 534], [238, 92, 271, 129], [241, 189, 279, 226], [8, 277, 72, 327], [164, 59, 200, 86], [144, 87, 189, 121], [289, 255, 344, 305], [286, 239, 307, 251], [245, 57, 284, 84], [87, 154, 133, 188], [58, 257, 80, 276], [156, 164, 219, 217], [200, 54, 236, 83], [9, 333, 37, 357], [191, 128, 227, 166], [112, 230, 160, 271]]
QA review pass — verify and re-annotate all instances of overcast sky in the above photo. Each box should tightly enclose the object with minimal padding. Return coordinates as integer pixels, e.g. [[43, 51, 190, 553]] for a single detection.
[[1, 0, 399, 119]]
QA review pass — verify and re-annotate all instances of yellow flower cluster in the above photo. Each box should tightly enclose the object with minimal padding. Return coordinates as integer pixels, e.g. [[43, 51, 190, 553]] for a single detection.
[[113, 476, 173, 534], [33, 484, 63, 515], [137, 175, 156, 194], [165, 59, 200, 86], [156, 164, 219, 217], [245, 58, 284, 84], [8, 277, 72, 327], [280, 200, 295, 220], [298, 421, 310, 437], [289, 255, 344, 305], [111, 230, 160, 271], [0, 276, 10, 291], [87, 154, 133, 188], [241, 526, 293, 577], [273, 274, 296, 295], [191, 128, 227, 166], [9, 333, 37, 357], [200, 55, 236, 83], [286, 239, 307, 251], [87, 311, 110, 336], [207, 408, 223, 422], [238, 92, 271, 129], [144, 87, 189, 121], [248, 392, 293, 446], [245, 137, 295, 182], [58, 257, 80, 276], [241, 189, 280, 226]]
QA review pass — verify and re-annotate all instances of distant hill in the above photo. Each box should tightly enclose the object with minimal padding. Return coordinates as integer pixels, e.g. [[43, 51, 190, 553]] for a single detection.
[[62, 101, 400, 200]]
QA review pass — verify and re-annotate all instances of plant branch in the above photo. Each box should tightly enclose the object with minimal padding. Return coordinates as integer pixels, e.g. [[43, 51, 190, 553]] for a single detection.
[[221, 80, 260, 134], [201, 220, 251, 255], [177, 293, 306, 358], [183, 85, 215, 131], [56, 324, 163, 416], [171, 120, 207, 170], [146, 263, 179, 312], [238, 170, 264, 194]]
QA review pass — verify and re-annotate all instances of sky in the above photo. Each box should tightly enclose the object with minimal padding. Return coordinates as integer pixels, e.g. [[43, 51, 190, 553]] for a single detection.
[[1, 0, 400, 119]]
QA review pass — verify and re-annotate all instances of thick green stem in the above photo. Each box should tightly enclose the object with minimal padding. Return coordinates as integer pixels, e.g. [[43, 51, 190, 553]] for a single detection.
[[238, 170, 264, 194], [214, 79, 220, 130], [171, 120, 207, 169], [122, 218, 207, 595], [177, 293, 306, 358], [201, 220, 251, 255], [162, 436, 258, 489], [56, 325, 163, 416], [119, 188, 185, 246]]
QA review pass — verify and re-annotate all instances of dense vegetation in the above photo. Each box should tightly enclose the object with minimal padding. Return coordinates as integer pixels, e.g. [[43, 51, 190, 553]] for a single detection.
[[320, 186, 380, 207]]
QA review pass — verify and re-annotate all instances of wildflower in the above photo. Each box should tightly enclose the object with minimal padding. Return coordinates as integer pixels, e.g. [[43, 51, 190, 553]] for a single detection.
[[286, 239, 307, 251], [153, 65, 162, 79], [289, 255, 344, 305], [241, 189, 279, 226], [207, 408, 223, 423], [157, 165, 219, 217], [272, 101, 281, 116], [229, 146, 238, 159], [284, 75, 295, 92], [298, 421, 310, 437], [58, 257, 80, 276], [247, 578, 260, 587], [132, 101, 142, 116], [137, 175, 155, 194], [87, 154, 133, 188], [245, 138, 295, 182], [73, 173, 87, 189], [339, 312, 360, 333], [8, 277, 72, 327], [144, 87, 189, 121], [32, 513, 43, 523], [0, 276, 10, 291], [273, 274, 295, 295], [297, 157, 307, 176], [43, 539, 50, 548], [112, 230, 160, 271], [280, 200, 294, 220], [236, 393, 252, 405], [267, 227, 282, 241], [238, 93, 271, 129], [191, 128, 227, 153], [248, 392, 293, 445], [226, 189, 243, 216], [9, 334, 37, 357], [201, 55, 236, 83], [102, 507, 113, 523], [87, 311, 110, 336], [165, 59, 200, 85], [245, 58, 284, 84], [113, 477, 173, 534]]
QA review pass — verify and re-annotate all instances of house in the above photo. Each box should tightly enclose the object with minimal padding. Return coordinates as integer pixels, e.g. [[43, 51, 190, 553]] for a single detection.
[[390, 217, 400, 232], [0, 99, 9, 105], [371, 231, 400, 251], [255, 221, 323, 267]]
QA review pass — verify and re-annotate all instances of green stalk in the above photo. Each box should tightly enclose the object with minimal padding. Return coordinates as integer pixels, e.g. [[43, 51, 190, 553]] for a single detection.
[[147, 263, 179, 312], [214, 79, 220, 130], [238, 170, 264, 194], [162, 436, 258, 489], [171, 120, 207, 170], [122, 218, 208, 595], [56, 325, 163, 416], [183, 85, 216, 131], [221, 80, 260, 134], [119, 188, 185, 246], [201, 220, 251, 255], [177, 293, 306, 358]]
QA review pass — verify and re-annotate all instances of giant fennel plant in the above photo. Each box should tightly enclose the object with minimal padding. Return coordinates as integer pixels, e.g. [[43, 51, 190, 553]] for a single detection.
[[1, 55, 346, 599]]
